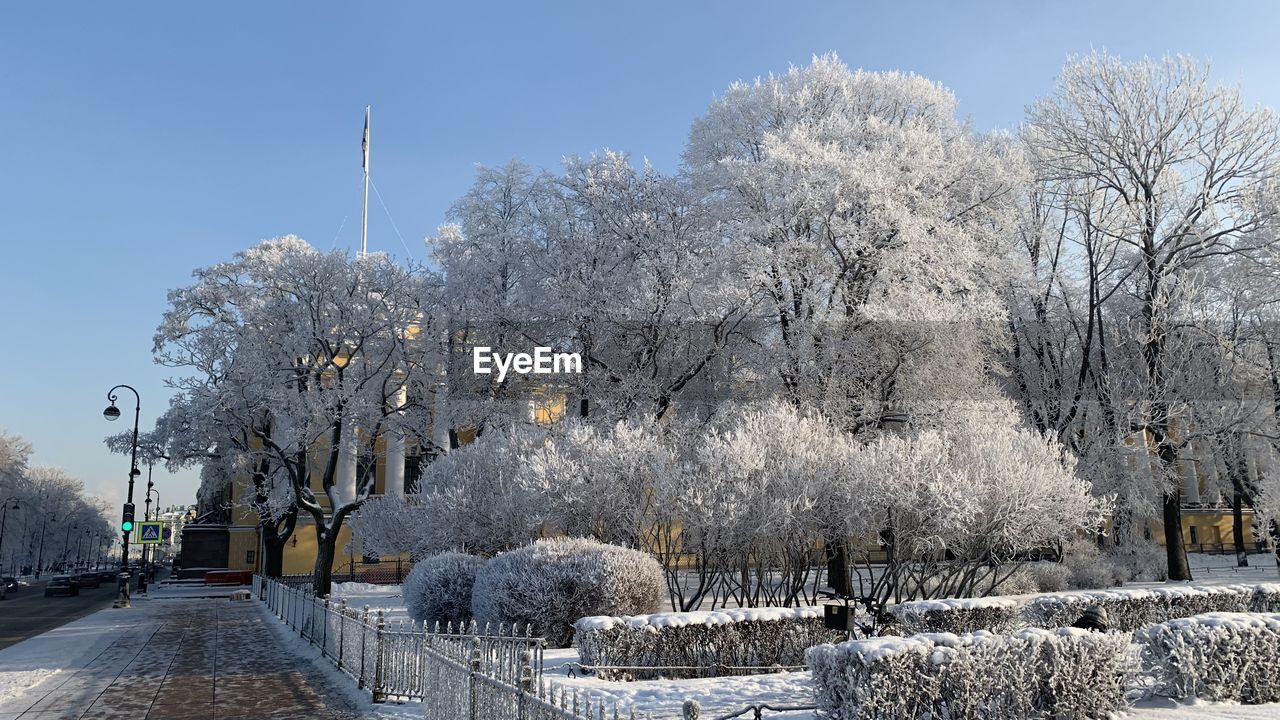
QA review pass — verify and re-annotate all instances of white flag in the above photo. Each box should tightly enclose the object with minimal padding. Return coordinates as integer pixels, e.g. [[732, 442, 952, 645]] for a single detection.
[[362, 107, 370, 174]]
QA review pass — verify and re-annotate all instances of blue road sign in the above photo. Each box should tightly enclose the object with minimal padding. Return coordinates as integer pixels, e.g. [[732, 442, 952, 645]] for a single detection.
[[138, 521, 163, 544]]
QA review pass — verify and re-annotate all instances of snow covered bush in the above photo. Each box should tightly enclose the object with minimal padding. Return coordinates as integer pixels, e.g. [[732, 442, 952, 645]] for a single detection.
[[403, 551, 485, 626], [1137, 612, 1280, 703], [1025, 562, 1072, 593], [470, 538, 663, 647], [1024, 584, 1275, 631], [1061, 539, 1128, 590], [1105, 541, 1168, 582], [573, 606, 840, 680], [808, 627, 1129, 720], [836, 413, 1110, 632], [886, 597, 1023, 635]]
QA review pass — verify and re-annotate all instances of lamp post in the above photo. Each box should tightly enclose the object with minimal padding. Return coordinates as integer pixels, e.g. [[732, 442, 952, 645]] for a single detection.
[[146, 487, 160, 581], [104, 384, 141, 608], [35, 511, 54, 578], [0, 498, 19, 576], [62, 523, 77, 571]]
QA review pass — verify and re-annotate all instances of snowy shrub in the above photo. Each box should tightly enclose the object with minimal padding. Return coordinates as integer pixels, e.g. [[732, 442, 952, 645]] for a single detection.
[[1105, 541, 1167, 582], [573, 606, 840, 680], [808, 627, 1129, 720], [886, 596, 1023, 635], [1137, 612, 1280, 703], [1026, 562, 1072, 593], [403, 551, 485, 626], [1024, 584, 1274, 632], [993, 567, 1042, 596], [470, 538, 663, 647], [1061, 538, 1127, 590]]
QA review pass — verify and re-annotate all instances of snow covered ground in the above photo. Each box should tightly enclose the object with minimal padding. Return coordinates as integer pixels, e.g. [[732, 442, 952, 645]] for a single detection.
[[0, 600, 140, 705], [322, 553, 1280, 718], [1126, 698, 1280, 718]]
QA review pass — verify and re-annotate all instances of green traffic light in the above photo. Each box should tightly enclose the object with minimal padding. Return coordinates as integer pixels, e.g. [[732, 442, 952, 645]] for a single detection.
[[122, 521, 133, 532]]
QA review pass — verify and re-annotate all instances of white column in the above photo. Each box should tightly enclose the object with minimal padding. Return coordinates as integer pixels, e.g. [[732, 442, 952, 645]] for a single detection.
[[336, 422, 358, 505], [385, 384, 407, 499]]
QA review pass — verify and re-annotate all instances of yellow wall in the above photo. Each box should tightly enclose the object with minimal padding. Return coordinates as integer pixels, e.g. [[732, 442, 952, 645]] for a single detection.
[[1148, 509, 1259, 549]]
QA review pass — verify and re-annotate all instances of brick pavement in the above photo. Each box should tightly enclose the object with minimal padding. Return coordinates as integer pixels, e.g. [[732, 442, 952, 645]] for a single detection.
[[0, 600, 367, 720]]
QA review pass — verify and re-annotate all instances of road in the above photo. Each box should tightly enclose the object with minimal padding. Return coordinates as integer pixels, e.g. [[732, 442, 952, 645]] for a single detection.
[[0, 579, 120, 651]]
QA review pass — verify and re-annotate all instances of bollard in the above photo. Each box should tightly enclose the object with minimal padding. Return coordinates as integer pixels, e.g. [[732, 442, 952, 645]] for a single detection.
[[683, 700, 701, 720]]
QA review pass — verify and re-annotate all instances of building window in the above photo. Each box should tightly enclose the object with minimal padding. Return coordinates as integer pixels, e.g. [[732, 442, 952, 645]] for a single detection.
[[1189, 526, 1200, 545], [246, 550, 256, 565]]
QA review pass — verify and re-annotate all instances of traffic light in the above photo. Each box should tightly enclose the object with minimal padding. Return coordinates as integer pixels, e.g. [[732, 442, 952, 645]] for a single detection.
[[121, 503, 135, 533]]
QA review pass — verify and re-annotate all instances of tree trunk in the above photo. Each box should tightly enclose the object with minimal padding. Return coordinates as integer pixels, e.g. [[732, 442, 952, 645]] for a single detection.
[[312, 527, 336, 597], [260, 507, 296, 578], [1162, 490, 1191, 581], [824, 536, 851, 598], [1233, 491, 1249, 568]]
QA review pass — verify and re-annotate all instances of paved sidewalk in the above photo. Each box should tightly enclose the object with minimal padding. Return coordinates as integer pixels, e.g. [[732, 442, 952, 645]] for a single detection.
[[0, 600, 366, 720]]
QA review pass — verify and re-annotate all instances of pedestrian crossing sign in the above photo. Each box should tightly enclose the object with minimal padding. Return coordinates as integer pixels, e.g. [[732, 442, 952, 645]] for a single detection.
[[138, 521, 164, 544]]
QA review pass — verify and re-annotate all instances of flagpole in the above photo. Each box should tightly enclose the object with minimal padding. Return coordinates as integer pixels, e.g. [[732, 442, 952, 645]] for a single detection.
[[361, 105, 371, 258]]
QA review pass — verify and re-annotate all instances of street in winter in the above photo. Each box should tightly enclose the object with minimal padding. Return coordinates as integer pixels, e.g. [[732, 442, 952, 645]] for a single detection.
[[6, 2, 1280, 719]]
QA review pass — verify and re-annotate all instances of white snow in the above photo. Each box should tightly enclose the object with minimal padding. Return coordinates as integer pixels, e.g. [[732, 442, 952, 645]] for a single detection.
[[0, 601, 148, 705]]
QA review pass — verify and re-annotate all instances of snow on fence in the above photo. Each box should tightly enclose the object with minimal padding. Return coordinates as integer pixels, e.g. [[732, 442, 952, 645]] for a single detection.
[[1136, 612, 1280, 703], [807, 627, 1129, 720], [253, 575, 641, 719], [573, 606, 841, 680]]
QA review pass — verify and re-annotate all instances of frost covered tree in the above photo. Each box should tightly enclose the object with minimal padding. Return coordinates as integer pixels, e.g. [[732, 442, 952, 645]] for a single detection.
[[841, 405, 1109, 630], [429, 153, 752, 430], [683, 54, 1024, 594], [154, 237, 442, 595], [1025, 52, 1280, 580], [685, 53, 1020, 429]]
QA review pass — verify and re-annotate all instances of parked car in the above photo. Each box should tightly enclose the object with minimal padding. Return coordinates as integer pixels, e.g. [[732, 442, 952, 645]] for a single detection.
[[45, 575, 80, 597], [1, 577, 17, 593], [97, 569, 118, 582], [77, 572, 101, 589]]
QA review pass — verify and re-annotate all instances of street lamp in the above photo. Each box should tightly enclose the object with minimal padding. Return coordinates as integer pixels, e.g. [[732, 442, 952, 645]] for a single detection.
[[104, 383, 141, 609], [146, 486, 160, 582], [35, 511, 55, 578], [0, 498, 19, 576]]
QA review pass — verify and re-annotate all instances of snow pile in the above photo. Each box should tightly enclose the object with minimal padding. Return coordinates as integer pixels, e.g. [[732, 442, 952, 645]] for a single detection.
[[888, 596, 1023, 634], [808, 627, 1128, 720], [574, 606, 837, 680], [471, 538, 663, 648], [1025, 584, 1280, 631], [403, 551, 485, 625], [1137, 612, 1280, 703]]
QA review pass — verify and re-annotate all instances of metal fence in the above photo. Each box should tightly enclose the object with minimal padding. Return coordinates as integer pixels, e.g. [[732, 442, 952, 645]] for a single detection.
[[253, 575, 642, 718]]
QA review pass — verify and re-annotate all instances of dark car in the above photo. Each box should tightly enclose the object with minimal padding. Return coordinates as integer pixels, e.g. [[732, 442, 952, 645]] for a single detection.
[[77, 572, 101, 589], [1, 577, 16, 593], [97, 570, 118, 582], [45, 574, 80, 597]]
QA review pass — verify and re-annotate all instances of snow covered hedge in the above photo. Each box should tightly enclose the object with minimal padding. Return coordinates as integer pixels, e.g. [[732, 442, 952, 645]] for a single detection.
[[887, 596, 1023, 635], [574, 606, 840, 680], [808, 628, 1129, 720], [471, 537, 663, 648], [403, 551, 485, 626], [880, 583, 1280, 636], [1137, 612, 1280, 703], [1023, 584, 1280, 632]]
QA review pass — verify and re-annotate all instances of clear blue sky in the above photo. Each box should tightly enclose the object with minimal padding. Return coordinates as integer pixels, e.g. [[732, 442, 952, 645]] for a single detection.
[[2, 1, 1278, 508]]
